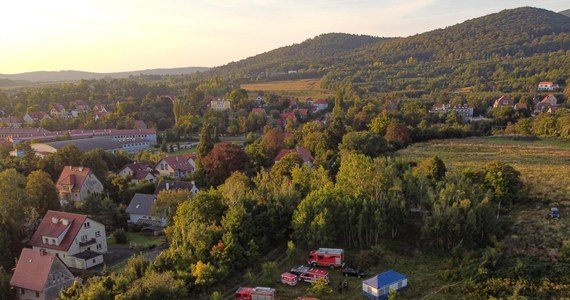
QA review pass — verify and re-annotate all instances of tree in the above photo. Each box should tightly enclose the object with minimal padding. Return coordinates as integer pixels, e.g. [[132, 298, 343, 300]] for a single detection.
[[307, 277, 333, 298], [339, 131, 389, 157], [192, 260, 218, 286], [81, 149, 109, 182], [262, 128, 284, 161], [152, 189, 192, 223], [0, 267, 14, 300], [202, 142, 249, 186], [26, 170, 60, 215], [271, 152, 304, 179], [384, 122, 411, 148], [259, 261, 279, 286], [196, 124, 214, 169], [413, 156, 446, 181]]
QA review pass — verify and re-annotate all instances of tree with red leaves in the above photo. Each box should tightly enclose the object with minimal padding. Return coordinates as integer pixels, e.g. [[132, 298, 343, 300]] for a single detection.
[[202, 142, 249, 186]]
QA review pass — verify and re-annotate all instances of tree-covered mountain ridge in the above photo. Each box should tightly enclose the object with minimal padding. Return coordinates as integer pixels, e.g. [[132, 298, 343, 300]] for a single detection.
[[207, 7, 570, 90]]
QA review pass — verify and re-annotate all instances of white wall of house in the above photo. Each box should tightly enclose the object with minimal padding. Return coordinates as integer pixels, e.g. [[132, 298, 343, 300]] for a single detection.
[[129, 213, 167, 227], [78, 174, 104, 201]]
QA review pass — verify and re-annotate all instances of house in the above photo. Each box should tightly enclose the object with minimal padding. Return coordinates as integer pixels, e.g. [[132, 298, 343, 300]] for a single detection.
[[429, 103, 473, 120], [537, 81, 559, 91], [10, 248, 75, 300], [49, 104, 68, 119], [514, 102, 528, 111], [209, 98, 231, 111], [275, 146, 314, 167], [313, 99, 329, 112], [251, 108, 266, 116], [29, 210, 107, 270], [23, 111, 50, 124], [296, 108, 309, 120], [93, 103, 111, 113], [154, 179, 199, 195], [362, 270, 408, 300], [94, 111, 108, 121], [535, 94, 558, 113], [493, 96, 515, 108], [126, 193, 166, 227], [0, 116, 23, 128], [118, 162, 157, 184], [281, 112, 297, 122], [70, 100, 90, 112], [255, 96, 264, 105], [155, 154, 195, 179], [55, 166, 104, 203]]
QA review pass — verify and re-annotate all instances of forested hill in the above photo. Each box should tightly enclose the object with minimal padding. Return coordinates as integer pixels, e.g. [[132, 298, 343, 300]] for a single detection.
[[205, 7, 570, 92], [561, 9, 570, 17], [206, 33, 389, 79]]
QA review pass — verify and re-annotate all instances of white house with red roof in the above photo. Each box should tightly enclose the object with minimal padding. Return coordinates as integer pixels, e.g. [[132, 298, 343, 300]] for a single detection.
[[537, 81, 559, 91], [23, 111, 51, 125], [10, 248, 75, 300], [275, 146, 314, 167], [493, 95, 515, 108], [29, 210, 107, 270], [155, 154, 195, 179], [118, 162, 158, 184], [49, 104, 69, 119], [55, 166, 104, 203]]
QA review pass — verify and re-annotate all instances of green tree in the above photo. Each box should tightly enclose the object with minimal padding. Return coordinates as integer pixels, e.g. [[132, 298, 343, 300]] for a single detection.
[[307, 277, 333, 298], [152, 189, 192, 223], [26, 170, 60, 215], [413, 156, 446, 181], [339, 131, 388, 157], [259, 261, 279, 286], [196, 124, 214, 170]]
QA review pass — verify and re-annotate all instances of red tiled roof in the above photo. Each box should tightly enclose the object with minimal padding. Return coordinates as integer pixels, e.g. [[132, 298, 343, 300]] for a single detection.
[[182, 153, 197, 161], [540, 94, 557, 103], [296, 108, 308, 117], [161, 154, 194, 172], [275, 146, 314, 163], [56, 166, 92, 193], [282, 112, 296, 119], [539, 81, 553, 85], [252, 108, 266, 114], [10, 248, 62, 292], [315, 99, 328, 105], [30, 210, 88, 251]]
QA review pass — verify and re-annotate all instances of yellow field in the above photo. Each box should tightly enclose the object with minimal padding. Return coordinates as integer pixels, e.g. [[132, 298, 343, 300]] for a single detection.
[[241, 78, 334, 100]]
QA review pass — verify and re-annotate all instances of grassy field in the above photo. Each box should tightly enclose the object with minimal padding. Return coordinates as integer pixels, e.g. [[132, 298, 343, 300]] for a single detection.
[[397, 136, 570, 259], [241, 78, 334, 100]]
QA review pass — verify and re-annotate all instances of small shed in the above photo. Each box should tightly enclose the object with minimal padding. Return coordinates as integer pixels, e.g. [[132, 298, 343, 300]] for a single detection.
[[362, 270, 407, 299]]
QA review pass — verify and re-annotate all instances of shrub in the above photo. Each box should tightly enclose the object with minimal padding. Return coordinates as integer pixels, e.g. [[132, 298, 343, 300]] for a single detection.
[[113, 228, 128, 244]]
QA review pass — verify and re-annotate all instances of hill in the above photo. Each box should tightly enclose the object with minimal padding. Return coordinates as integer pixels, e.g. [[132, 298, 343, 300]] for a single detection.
[[561, 9, 570, 17], [0, 66, 210, 82], [205, 7, 570, 94], [207, 33, 389, 79]]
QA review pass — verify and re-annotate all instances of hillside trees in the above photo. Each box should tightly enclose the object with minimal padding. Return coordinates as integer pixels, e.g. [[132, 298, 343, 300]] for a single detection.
[[202, 142, 249, 186]]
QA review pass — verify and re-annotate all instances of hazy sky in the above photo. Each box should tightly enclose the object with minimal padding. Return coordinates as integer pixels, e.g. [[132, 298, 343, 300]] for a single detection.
[[1, 0, 568, 74]]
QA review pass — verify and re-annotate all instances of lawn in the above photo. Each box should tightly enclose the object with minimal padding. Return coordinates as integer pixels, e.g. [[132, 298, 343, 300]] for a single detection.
[[241, 78, 334, 100]]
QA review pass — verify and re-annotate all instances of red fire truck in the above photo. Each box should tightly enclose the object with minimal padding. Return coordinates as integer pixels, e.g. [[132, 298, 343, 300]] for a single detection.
[[299, 268, 329, 283], [235, 287, 276, 300], [308, 248, 345, 268]]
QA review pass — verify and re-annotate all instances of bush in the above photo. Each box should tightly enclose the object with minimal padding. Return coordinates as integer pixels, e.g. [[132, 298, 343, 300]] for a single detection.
[[113, 228, 128, 244]]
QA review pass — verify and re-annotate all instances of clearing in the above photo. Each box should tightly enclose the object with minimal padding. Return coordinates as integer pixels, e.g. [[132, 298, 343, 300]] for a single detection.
[[241, 78, 334, 100]]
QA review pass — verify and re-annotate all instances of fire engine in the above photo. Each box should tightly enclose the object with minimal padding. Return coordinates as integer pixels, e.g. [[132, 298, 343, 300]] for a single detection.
[[308, 248, 345, 268], [281, 272, 298, 286], [235, 287, 276, 300], [299, 268, 329, 283]]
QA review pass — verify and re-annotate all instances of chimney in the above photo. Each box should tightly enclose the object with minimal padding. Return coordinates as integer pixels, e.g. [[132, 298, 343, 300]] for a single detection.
[[78, 167, 83, 171], [39, 249, 46, 256], [61, 218, 69, 226], [51, 217, 59, 224]]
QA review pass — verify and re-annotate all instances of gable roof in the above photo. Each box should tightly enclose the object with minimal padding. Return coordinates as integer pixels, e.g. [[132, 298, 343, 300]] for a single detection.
[[154, 179, 197, 195], [363, 270, 407, 289], [275, 146, 314, 163], [10, 248, 69, 292], [122, 162, 154, 173], [160, 154, 194, 172], [29, 210, 89, 251], [538, 81, 554, 85], [540, 94, 557, 103], [494, 95, 514, 106], [56, 166, 94, 193], [126, 193, 156, 216]]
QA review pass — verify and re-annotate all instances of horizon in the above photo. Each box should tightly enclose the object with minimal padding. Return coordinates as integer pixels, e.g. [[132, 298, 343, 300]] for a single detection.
[[1, 1, 568, 74]]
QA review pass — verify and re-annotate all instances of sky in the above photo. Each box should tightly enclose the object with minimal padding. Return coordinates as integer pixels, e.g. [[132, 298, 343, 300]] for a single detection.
[[0, 0, 568, 74]]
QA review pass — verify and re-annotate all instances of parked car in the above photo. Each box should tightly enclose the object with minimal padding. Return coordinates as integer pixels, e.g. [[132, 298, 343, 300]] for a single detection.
[[550, 207, 560, 219], [290, 265, 310, 276], [342, 265, 365, 278]]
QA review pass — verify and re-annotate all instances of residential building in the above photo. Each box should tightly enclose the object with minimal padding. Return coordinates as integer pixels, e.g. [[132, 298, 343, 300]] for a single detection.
[[313, 99, 329, 112], [93, 104, 111, 113], [535, 94, 558, 113], [30, 210, 107, 270], [0, 116, 23, 128], [10, 248, 75, 300], [275, 146, 315, 167], [70, 100, 90, 112], [118, 162, 157, 184], [154, 179, 199, 195], [155, 154, 195, 179], [209, 98, 231, 111], [49, 104, 68, 119], [23, 111, 51, 124], [493, 96, 515, 108], [55, 166, 104, 203], [429, 103, 474, 120], [0, 127, 157, 146], [537, 81, 559, 91], [126, 193, 166, 227]]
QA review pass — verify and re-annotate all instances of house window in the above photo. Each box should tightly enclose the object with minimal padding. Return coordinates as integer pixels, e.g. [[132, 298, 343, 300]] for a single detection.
[[160, 164, 165, 170], [51, 238, 56, 245], [36, 291, 40, 297], [81, 235, 88, 242], [92, 259, 96, 264], [95, 231, 101, 237], [84, 222, 90, 229], [44, 237, 49, 244], [97, 244, 102, 250]]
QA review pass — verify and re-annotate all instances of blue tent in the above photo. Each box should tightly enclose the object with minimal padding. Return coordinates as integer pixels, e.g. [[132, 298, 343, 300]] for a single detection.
[[362, 270, 407, 299]]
